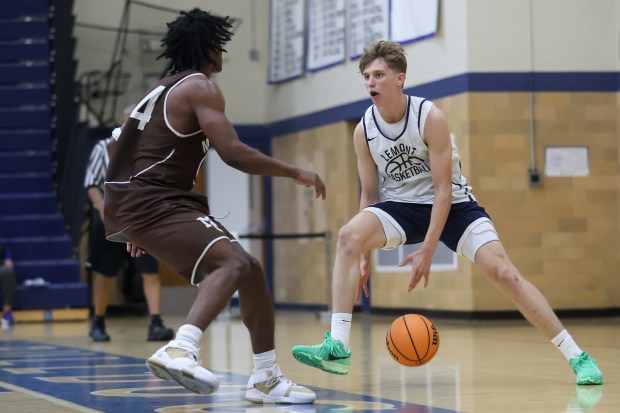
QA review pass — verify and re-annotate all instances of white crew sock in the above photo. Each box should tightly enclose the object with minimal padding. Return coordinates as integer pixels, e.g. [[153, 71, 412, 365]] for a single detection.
[[173, 324, 203, 351], [331, 313, 352, 349], [551, 329, 583, 361], [253, 349, 276, 373]]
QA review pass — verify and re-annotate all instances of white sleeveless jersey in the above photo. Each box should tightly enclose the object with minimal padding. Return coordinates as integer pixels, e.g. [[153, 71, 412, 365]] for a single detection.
[[362, 95, 475, 204]]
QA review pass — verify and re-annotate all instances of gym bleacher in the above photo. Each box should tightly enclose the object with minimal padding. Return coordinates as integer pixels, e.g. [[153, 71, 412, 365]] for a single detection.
[[0, 0, 88, 319]]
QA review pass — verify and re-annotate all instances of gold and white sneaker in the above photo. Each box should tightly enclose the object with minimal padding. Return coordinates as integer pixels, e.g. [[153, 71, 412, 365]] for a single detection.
[[245, 364, 316, 404], [146, 342, 219, 395]]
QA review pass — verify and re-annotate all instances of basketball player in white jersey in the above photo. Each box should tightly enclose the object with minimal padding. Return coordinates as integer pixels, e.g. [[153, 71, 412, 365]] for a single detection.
[[292, 40, 602, 385]]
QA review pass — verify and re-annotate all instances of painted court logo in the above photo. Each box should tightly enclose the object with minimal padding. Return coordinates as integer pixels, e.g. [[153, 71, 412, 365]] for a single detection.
[[380, 143, 430, 181]]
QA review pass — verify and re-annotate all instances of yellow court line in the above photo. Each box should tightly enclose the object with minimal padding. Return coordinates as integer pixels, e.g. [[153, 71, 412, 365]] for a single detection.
[[0, 380, 103, 413]]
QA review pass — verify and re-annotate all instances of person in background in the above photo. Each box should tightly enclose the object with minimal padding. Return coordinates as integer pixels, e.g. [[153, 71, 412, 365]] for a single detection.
[[0, 243, 16, 328], [291, 40, 603, 386], [103, 8, 325, 403], [84, 104, 174, 342]]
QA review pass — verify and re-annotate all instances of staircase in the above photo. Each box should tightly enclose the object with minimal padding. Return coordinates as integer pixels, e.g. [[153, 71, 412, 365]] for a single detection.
[[0, 0, 88, 311]]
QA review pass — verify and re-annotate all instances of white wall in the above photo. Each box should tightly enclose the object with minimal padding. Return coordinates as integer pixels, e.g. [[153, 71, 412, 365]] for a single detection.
[[530, 0, 618, 71], [206, 151, 251, 250], [73, 0, 269, 124], [467, 0, 619, 72], [73, 0, 617, 124], [617, 0, 620, 39], [72, 0, 470, 124], [466, 0, 533, 72], [265, 0, 469, 122]]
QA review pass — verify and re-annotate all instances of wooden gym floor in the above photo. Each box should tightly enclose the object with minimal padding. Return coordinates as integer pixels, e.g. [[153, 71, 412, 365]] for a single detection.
[[0, 311, 618, 412]]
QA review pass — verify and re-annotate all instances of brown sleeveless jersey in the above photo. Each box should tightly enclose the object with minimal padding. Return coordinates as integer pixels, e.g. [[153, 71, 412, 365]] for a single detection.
[[104, 70, 211, 241]]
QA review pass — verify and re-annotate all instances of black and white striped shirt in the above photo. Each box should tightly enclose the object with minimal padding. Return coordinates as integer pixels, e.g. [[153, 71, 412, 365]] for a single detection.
[[84, 137, 113, 192]]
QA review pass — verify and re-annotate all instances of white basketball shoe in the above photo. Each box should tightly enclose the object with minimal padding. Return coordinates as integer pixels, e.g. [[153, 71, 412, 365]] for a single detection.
[[245, 364, 316, 404], [146, 341, 219, 394]]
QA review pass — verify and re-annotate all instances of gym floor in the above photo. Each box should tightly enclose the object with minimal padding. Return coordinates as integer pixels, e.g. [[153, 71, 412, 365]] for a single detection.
[[0, 311, 618, 412]]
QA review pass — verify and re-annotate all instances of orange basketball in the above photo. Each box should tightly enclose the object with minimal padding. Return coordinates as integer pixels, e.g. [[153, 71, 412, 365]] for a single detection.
[[386, 314, 439, 367]]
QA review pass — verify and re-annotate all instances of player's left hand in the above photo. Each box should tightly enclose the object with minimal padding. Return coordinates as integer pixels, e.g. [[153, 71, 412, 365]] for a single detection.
[[293, 169, 326, 200], [127, 243, 146, 257], [399, 246, 434, 291]]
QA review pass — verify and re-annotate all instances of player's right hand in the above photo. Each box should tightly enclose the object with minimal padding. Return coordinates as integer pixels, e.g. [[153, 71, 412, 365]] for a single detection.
[[400, 245, 432, 291], [293, 170, 326, 200]]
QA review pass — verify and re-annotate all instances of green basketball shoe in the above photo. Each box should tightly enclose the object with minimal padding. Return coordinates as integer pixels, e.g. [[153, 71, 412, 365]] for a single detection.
[[569, 352, 603, 385], [291, 332, 351, 375]]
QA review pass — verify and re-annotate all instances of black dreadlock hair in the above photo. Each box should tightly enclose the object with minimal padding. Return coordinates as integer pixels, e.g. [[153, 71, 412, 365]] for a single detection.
[[157, 8, 234, 75]]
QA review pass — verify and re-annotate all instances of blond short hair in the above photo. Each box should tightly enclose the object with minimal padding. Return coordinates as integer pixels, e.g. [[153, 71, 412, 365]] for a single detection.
[[359, 40, 407, 74]]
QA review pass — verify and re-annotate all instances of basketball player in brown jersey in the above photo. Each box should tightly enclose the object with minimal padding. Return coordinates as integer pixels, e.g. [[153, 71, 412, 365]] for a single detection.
[[104, 9, 324, 403]]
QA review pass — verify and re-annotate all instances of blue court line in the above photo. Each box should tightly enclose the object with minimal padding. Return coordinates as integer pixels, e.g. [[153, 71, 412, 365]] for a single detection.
[[0, 340, 461, 413]]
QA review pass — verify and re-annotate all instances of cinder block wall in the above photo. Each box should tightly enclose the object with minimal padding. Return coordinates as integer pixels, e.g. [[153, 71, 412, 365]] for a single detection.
[[467, 92, 620, 311], [272, 122, 358, 306]]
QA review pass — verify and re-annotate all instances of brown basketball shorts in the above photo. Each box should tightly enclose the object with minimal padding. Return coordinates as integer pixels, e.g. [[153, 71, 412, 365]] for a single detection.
[[121, 211, 237, 285]]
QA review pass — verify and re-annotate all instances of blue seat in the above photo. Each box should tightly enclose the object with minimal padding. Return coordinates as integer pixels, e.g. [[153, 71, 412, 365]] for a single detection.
[[0, 85, 50, 106], [0, 62, 50, 84], [0, 192, 57, 214], [0, 39, 49, 61], [0, 172, 53, 193], [10, 237, 74, 262], [0, 108, 50, 128], [0, 151, 52, 173], [0, 0, 49, 19], [0, 213, 66, 237], [14, 258, 81, 284], [0, 130, 50, 151], [0, 18, 48, 39], [12, 283, 89, 309]]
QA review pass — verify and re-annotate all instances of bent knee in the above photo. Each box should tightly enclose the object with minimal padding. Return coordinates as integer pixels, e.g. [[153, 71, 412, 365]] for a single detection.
[[246, 254, 264, 276], [337, 225, 363, 255], [224, 252, 263, 279]]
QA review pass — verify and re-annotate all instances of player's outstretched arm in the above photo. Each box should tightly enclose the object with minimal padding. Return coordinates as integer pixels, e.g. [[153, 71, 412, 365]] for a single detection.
[[191, 78, 325, 199]]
